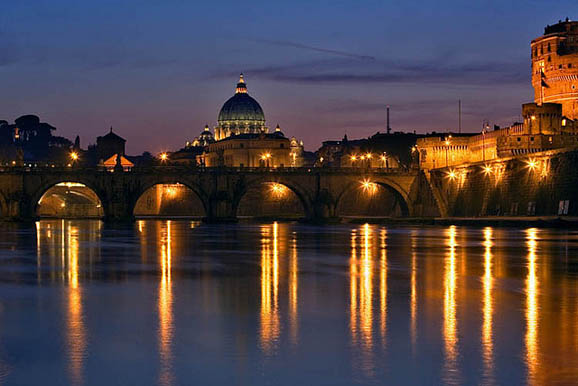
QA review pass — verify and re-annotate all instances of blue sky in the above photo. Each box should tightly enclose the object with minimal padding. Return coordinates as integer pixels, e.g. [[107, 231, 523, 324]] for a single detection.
[[1, 0, 576, 153]]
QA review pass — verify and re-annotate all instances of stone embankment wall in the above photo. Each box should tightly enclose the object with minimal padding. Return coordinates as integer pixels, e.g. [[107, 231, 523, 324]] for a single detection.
[[427, 149, 578, 217]]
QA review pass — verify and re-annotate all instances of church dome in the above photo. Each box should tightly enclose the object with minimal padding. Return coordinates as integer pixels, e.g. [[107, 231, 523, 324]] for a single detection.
[[217, 74, 265, 125]]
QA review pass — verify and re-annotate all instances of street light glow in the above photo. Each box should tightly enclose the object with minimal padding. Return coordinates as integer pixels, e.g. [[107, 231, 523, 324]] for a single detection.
[[360, 179, 378, 195], [483, 165, 493, 175], [270, 183, 287, 198], [70, 152, 78, 161], [160, 153, 168, 161], [526, 159, 538, 170]]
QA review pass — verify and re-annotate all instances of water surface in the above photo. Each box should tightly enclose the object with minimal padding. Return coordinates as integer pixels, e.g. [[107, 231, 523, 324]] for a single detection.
[[0, 220, 577, 385]]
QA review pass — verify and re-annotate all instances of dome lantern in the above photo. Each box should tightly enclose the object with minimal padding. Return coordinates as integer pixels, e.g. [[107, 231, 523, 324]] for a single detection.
[[235, 73, 247, 94]]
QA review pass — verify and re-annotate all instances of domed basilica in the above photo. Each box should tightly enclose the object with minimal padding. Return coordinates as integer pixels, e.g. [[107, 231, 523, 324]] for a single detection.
[[185, 74, 305, 168], [215, 74, 267, 140]]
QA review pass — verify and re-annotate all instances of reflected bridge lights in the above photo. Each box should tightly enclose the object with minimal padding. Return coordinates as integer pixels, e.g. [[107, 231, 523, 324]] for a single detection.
[[269, 183, 288, 199], [163, 184, 180, 198], [360, 179, 378, 196]]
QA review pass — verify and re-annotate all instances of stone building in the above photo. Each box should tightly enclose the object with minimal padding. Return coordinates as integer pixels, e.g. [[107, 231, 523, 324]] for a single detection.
[[417, 103, 578, 169], [532, 18, 578, 119], [190, 75, 305, 167], [96, 128, 126, 161]]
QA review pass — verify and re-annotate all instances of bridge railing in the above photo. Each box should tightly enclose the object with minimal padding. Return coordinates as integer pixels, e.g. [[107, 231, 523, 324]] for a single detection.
[[0, 164, 416, 174]]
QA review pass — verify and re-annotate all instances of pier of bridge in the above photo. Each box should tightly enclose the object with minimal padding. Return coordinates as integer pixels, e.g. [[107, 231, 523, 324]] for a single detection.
[[0, 166, 442, 222]]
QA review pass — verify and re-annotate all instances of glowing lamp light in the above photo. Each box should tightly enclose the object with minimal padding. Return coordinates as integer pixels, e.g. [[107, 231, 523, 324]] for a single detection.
[[360, 155, 366, 160], [448, 170, 457, 180], [350, 155, 357, 161], [526, 159, 538, 170], [365, 153, 372, 159], [483, 165, 493, 175], [160, 153, 168, 161], [360, 179, 378, 195], [531, 115, 536, 121], [270, 183, 287, 198], [261, 153, 272, 161], [70, 152, 79, 161], [164, 186, 177, 197]]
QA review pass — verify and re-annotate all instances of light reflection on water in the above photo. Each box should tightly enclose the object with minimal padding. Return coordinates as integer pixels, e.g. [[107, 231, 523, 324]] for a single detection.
[[443, 225, 459, 385], [0, 220, 575, 384]]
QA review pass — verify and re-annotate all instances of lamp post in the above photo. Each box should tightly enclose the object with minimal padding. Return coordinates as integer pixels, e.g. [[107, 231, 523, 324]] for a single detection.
[[444, 137, 451, 168], [70, 151, 78, 166], [350, 155, 357, 167], [411, 146, 419, 169], [261, 153, 271, 168]]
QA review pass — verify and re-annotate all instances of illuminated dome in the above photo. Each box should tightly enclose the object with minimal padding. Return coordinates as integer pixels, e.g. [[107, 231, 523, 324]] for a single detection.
[[215, 74, 267, 140]]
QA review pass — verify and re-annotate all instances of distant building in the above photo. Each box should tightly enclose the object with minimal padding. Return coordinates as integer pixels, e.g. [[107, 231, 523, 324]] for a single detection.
[[189, 75, 305, 167], [0, 115, 73, 164], [315, 132, 436, 169], [532, 18, 578, 119], [417, 103, 578, 169], [96, 128, 126, 161]]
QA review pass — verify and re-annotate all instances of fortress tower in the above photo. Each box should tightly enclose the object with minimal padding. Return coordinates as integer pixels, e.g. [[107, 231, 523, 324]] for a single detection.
[[531, 19, 578, 119]]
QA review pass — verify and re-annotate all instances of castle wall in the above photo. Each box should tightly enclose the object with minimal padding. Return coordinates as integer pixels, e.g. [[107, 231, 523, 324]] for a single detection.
[[428, 149, 578, 217]]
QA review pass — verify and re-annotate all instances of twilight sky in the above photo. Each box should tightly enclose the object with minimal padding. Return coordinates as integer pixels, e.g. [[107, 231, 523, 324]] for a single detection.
[[1, 0, 576, 153]]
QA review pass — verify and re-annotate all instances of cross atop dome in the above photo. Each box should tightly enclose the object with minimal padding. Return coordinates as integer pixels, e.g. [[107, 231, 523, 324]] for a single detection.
[[235, 73, 247, 94]]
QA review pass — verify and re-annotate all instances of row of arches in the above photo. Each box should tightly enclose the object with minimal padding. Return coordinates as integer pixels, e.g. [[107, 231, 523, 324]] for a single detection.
[[34, 179, 410, 220]]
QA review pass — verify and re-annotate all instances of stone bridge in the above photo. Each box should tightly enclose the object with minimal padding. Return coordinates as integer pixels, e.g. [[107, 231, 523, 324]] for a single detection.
[[0, 166, 442, 222]]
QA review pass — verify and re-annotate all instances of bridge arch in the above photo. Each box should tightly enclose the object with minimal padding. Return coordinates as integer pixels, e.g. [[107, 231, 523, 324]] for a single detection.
[[335, 177, 411, 217], [33, 180, 106, 219], [233, 177, 313, 219], [132, 180, 208, 218]]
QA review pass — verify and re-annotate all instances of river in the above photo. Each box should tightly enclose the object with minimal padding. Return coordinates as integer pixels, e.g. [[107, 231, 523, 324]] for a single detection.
[[0, 220, 576, 385]]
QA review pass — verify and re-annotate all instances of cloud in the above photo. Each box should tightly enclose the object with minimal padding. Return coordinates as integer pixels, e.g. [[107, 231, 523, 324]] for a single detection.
[[216, 55, 528, 87], [253, 39, 376, 61]]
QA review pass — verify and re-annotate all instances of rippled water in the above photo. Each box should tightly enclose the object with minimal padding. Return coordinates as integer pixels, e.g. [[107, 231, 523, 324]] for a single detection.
[[0, 220, 576, 385]]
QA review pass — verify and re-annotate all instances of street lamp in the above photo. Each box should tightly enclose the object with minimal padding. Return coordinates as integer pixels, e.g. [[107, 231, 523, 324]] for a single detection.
[[261, 153, 272, 167], [444, 137, 451, 168], [159, 153, 168, 162], [70, 151, 78, 162]]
